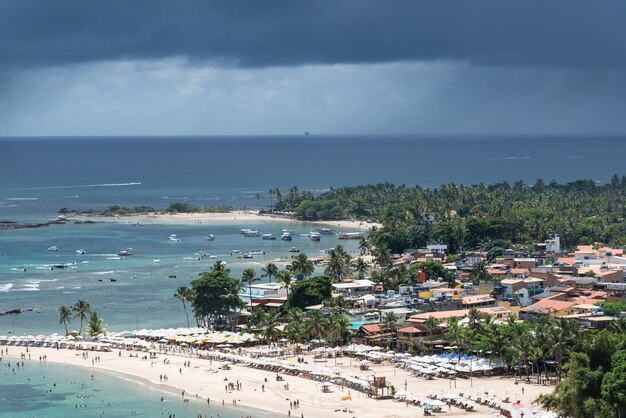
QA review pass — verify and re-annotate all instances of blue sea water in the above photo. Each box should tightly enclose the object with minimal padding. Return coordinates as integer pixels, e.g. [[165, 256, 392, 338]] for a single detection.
[[0, 134, 625, 416], [0, 359, 269, 418]]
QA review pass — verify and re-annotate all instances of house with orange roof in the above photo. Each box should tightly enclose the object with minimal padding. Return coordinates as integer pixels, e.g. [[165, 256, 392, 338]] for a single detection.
[[519, 298, 576, 319], [407, 306, 513, 326], [461, 294, 496, 309], [354, 323, 392, 345], [396, 326, 426, 349]]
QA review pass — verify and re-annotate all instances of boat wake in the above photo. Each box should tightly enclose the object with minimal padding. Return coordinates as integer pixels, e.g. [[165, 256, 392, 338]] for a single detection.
[[8, 182, 142, 191]]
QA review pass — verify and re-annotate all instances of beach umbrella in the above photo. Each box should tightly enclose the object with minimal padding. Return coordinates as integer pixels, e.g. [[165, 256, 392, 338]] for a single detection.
[[421, 404, 433, 410]]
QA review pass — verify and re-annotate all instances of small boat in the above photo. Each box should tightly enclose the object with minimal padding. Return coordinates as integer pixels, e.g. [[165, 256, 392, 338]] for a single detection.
[[281, 231, 293, 241], [206, 233, 215, 241], [110, 278, 117, 282], [288, 247, 300, 253], [48, 246, 59, 252], [153, 259, 160, 263], [242, 229, 260, 237], [262, 233, 276, 240], [231, 250, 242, 256], [169, 234, 180, 242], [242, 254, 253, 259], [118, 250, 133, 256], [309, 232, 321, 241], [248, 250, 265, 255], [168, 274, 176, 279], [76, 249, 86, 255], [52, 263, 70, 269]]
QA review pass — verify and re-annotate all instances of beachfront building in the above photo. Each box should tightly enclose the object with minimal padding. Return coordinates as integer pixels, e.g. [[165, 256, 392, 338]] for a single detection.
[[354, 323, 392, 345], [240, 283, 287, 309], [395, 326, 426, 350], [331, 279, 375, 297], [407, 306, 513, 327]]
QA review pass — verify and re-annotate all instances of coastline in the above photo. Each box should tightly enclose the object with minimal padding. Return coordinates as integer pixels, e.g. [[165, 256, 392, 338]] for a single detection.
[[4, 345, 553, 418], [69, 211, 380, 230]]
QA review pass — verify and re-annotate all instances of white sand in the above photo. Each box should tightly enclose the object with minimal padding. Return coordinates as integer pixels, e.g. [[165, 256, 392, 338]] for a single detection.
[[71, 211, 380, 230], [4, 346, 553, 418]]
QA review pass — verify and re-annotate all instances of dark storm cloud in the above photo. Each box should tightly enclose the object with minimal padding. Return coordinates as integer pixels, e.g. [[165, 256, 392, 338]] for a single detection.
[[1, 0, 625, 71]]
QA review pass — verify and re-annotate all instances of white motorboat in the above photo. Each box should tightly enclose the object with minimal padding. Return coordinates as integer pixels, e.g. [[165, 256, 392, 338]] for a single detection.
[[262, 233, 276, 240], [231, 249, 242, 256], [206, 233, 215, 241], [118, 250, 133, 256], [76, 249, 86, 255], [242, 229, 260, 237], [169, 234, 181, 242], [281, 231, 293, 241], [309, 232, 321, 241], [153, 259, 160, 263], [48, 246, 59, 252]]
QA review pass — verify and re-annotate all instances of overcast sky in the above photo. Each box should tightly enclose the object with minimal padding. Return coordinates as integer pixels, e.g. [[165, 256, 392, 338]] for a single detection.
[[1, 0, 625, 136]]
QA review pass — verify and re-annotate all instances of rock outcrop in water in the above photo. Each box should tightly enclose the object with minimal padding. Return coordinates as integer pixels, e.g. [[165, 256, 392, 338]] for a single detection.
[[0, 218, 101, 230]]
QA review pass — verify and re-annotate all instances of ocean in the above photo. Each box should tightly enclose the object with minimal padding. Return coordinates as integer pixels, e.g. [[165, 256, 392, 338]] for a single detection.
[[0, 359, 268, 418], [0, 134, 625, 416]]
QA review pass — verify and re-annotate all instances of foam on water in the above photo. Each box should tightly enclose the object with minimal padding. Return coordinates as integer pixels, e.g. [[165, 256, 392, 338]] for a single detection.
[[0, 283, 13, 292]]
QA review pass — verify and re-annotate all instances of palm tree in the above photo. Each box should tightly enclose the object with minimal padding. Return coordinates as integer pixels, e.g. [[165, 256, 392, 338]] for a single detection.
[[241, 268, 259, 309], [247, 307, 265, 330], [261, 263, 279, 283], [289, 253, 314, 278], [174, 286, 193, 328], [260, 309, 281, 343], [325, 245, 352, 282], [276, 270, 293, 308], [73, 300, 92, 335], [445, 316, 465, 362], [308, 309, 327, 341], [255, 193, 261, 212], [210, 260, 230, 273], [285, 308, 307, 343], [467, 307, 482, 331], [424, 316, 440, 337], [326, 295, 350, 315], [58, 305, 72, 336], [358, 238, 371, 256], [86, 311, 106, 336], [352, 257, 369, 280], [328, 314, 352, 346], [383, 311, 400, 337]]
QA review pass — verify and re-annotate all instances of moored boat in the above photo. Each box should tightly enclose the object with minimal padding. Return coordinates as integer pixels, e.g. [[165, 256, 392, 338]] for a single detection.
[[118, 250, 133, 256], [262, 233, 276, 240], [48, 246, 59, 252], [206, 233, 215, 241], [309, 232, 321, 241]]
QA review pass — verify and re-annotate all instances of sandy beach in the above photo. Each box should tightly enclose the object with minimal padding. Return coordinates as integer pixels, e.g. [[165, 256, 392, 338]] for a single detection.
[[4, 345, 553, 418], [71, 211, 379, 231]]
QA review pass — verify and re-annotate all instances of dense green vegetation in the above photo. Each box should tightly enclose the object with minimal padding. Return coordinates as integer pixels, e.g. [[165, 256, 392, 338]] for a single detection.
[[59, 202, 232, 216], [164, 202, 232, 213], [271, 176, 626, 253]]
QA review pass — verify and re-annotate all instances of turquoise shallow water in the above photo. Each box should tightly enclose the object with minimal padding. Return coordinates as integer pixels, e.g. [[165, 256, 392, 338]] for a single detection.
[[0, 358, 271, 418], [0, 219, 360, 336]]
